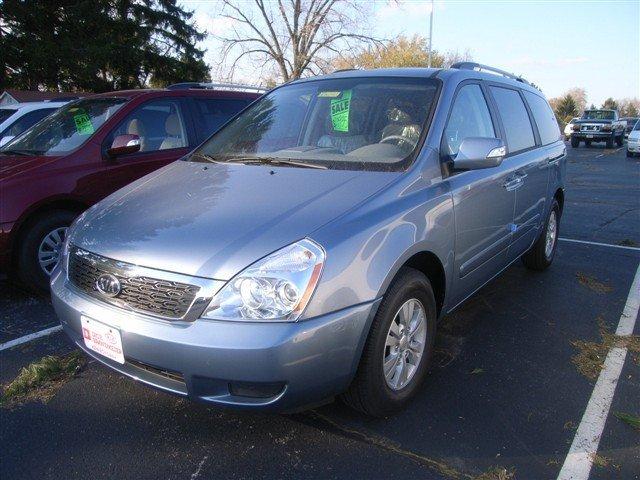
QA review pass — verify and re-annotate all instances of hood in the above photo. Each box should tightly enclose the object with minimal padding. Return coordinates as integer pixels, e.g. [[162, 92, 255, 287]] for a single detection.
[[71, 160, 397, 280], [574, 119, 613, 125], [0, 154, 58, 180]]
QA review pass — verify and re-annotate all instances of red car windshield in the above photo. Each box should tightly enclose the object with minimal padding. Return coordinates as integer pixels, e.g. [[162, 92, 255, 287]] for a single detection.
[[0, 98, 126, 156]]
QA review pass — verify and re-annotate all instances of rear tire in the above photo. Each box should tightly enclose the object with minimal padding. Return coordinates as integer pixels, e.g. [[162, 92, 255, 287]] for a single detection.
[[522, 200, 560, 271], [17, 210, 77, 293], [570, 136, 580, 148], [342, 267, 436, 417]]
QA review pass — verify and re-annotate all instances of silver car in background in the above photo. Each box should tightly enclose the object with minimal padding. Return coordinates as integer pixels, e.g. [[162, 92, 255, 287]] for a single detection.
[[51, 63, 566, 416]]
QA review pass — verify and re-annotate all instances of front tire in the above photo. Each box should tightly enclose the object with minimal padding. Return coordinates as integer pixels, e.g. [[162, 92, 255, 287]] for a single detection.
[[570, 136, 580, 148], [522, 200, 560, 271], [616, 134, 624, 147], [17, 210, 77, 293], [342, 267, 436, 417], [606, 134, 615, 149]]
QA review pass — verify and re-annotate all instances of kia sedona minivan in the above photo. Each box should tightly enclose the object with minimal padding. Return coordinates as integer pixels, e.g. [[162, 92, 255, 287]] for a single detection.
[[0, 84, 262, 291], [52, 64, 565, 416]]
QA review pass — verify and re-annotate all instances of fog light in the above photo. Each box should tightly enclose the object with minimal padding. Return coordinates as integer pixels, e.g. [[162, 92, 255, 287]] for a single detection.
[[228, 381, 285, 399]]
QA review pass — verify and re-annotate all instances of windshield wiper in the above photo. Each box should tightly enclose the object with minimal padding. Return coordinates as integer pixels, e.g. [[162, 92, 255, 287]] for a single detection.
[[223, 156, 327, 169], [189, 152, 220, 163], [0, 149, 36, 156]]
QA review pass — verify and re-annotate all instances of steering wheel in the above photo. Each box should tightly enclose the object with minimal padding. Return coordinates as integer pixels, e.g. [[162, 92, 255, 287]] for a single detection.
[[379, 135, 418, 150]]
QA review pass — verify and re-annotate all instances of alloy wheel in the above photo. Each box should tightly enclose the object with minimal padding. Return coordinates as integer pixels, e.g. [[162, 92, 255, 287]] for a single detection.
[[545, 211, 557, 259], [383, 298, 427, 391], [37, 227, 68, 275]]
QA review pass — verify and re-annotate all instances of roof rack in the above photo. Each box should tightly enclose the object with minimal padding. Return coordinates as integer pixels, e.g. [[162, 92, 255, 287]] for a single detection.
[[450, 62, 530, 85], [167, 82, 267, 93]]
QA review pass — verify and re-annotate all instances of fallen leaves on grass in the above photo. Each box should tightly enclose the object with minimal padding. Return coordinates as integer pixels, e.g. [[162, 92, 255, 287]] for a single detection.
[[590, 453, 611, 468], [571, 318, 640, 380], [618, 239, 639, 247], [575, 272, 613, 294], [0, 351, 85, 408], [475, 466, 515, 480], [469, 368, 484, 375], [613, 411, 640, 430]]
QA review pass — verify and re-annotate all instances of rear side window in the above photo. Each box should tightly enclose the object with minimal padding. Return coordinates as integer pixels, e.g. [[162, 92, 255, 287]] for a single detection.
[[524, 91, 560, 145], [193, 98, 250, 138], [0, 108, 57, 139], [442, 84, 495, 157], [490, 87, 535, 153], [0, 109, 17, 124]]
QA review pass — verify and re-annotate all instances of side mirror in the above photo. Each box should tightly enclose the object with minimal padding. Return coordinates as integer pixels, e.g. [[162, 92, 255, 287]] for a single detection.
[[0, 135, 15, 147], [453, 137, 506, 170], [107, 134, 140, 157]]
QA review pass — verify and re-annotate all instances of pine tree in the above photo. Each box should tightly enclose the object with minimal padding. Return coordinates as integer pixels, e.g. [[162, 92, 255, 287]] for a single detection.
[[1, 0, 210, 92]]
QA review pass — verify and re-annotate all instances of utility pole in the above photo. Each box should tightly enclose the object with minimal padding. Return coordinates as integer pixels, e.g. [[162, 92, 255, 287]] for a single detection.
[[427, 0, 434, 67]]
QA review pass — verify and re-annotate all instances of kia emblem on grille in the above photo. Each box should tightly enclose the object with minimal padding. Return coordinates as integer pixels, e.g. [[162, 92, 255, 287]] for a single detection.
[[96, 274, 121, 297]]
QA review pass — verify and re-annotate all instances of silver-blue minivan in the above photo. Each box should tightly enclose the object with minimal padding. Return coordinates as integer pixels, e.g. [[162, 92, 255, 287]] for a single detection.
[[52, 63, 566, 416]]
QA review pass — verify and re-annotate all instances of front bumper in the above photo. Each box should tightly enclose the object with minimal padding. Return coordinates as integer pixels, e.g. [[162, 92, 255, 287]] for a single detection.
[[628, 142, 640, 153], [51, 268, 377, 412], [572, 131, 612, 140]]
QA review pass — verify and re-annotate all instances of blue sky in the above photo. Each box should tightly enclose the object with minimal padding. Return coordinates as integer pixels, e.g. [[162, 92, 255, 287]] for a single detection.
[[183, 0, 639, 105]]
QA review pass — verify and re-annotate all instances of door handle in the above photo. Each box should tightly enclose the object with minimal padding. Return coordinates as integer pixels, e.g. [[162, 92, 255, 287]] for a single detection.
[[547, 153, 564, 165], [502, 176, 523, 191]]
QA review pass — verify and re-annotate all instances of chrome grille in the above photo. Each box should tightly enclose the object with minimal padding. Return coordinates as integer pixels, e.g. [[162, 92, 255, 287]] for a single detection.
[[68, 246, 200, 319]]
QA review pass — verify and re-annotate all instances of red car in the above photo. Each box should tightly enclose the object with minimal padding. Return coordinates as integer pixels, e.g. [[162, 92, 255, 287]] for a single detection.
[[0, 84, 262, 291]]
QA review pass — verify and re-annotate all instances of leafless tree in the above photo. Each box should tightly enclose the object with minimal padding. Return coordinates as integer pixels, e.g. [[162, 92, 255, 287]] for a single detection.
[[217, 0, 383, 83]]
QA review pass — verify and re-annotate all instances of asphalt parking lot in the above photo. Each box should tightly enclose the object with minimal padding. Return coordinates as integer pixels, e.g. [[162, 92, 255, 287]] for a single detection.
[[1, 143, 638, 480]]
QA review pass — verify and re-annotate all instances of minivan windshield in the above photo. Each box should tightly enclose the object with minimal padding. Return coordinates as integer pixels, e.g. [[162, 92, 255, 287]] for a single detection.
[[582, 110, 615, 120], [634, 120, 640, 131], [192, 77, 439, 171], [0, 97, 126, 156]]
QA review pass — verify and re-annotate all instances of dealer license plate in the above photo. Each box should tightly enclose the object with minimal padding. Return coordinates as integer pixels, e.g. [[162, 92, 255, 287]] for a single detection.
[[81, 317, 125, 364]]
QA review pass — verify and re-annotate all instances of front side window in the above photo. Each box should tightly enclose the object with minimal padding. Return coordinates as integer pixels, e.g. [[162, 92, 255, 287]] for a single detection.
[[490, 87, 536, 153], [634, 120, 640, 131], [191, 77, 439, 171], [110, 99, 188, 152], [442, 84, 495, 157], [524, 91, 560, 145], [0, 98, 126, 155]]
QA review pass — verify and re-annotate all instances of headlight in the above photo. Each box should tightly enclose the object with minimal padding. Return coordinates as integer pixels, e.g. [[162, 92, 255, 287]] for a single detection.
[[203, 239, 325, 322], [572, 124, 581, 131], [60, 233, 71, 272], [601, 124, 612, 131], [60, 213, 84, 272]]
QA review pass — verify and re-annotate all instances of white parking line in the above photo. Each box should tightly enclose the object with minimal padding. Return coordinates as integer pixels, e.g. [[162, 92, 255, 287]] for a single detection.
[[0, 325, 63, 352], [595, 147, 624, 158], [557, 263, 640, 480], [559, 237, 640, 252]]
